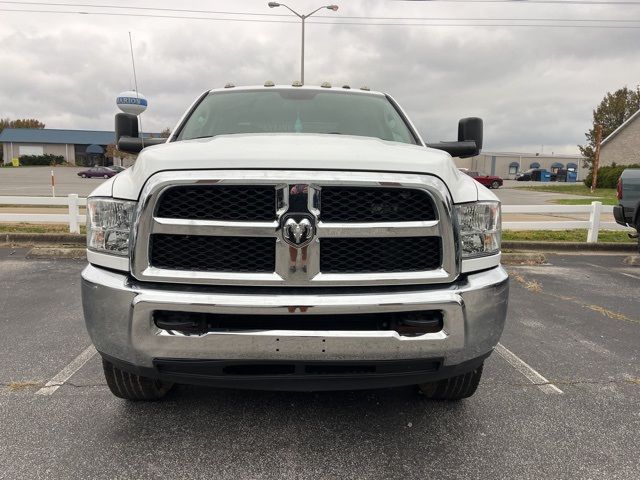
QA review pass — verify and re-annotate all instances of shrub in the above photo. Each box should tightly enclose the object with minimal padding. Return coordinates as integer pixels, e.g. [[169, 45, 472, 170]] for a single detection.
[[18, 154, 66, 166], [583, 163, 640, 188]]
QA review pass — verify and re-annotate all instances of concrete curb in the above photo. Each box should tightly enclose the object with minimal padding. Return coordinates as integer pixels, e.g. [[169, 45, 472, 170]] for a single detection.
[[502, 252, 547, 265], [26, 247, 86, 259], [1, 233, 637, 254], [20, 248, 637, 267], [1, 232, 85, 247], [503, 241, 637, 252]]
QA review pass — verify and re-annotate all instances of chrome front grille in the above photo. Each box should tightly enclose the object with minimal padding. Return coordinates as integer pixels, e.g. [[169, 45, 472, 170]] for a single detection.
[[131, 170, 459, 286]]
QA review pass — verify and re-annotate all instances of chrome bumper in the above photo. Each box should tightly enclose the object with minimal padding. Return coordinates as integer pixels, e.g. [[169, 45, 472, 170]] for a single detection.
[[81, 265, 508, 369]]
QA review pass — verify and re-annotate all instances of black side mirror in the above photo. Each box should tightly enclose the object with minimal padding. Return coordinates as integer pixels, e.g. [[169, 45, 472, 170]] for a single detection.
[[458, 117, 483, 152], [426, 117, 483, 158], [115, 113, 139, 142], [115, 113, 165, 153]]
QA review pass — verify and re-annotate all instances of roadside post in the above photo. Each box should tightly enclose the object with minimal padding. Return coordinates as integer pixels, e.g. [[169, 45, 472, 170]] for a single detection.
[[51, 169, 56, 197], [68, 194, 80, 234], [587, 201, 602, 243]]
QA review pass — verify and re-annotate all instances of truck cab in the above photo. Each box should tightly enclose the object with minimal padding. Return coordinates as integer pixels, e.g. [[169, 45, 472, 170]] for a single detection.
[[613, 168, 640, 250], [81, 84, 508, 401]]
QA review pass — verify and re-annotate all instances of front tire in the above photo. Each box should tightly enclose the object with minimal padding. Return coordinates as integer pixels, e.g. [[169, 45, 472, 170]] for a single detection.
[[80, 174, 87, 178], [103, 174, 109, 179], [491, 181, 500, 189], [635, 213, 640, 253], [102, 359, 173, 401], [418, 364, 483, 400]]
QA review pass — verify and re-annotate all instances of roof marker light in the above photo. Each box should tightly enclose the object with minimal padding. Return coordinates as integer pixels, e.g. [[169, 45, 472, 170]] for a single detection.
[[360, 86, 370, 91], [264, 80, 275, 87], [321, 82, 332, 88], [292, 80, 303, 87], [342, 85, 351, 89], [224, 83, 235, 88]]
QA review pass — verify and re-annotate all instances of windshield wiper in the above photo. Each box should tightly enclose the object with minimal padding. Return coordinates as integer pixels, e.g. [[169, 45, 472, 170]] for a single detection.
[[189, 135, 216, 140]]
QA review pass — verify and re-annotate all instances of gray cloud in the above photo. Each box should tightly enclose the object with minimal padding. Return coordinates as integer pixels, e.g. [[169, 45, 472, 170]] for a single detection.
[[1, 0, 640, 153]]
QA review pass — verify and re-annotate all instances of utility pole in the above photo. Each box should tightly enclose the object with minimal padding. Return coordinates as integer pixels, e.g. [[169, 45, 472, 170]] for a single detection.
[[591, 124, 603, 193]]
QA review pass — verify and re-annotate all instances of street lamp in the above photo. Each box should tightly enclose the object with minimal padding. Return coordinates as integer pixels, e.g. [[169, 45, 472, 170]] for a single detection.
[[268, 2, 339, 85]]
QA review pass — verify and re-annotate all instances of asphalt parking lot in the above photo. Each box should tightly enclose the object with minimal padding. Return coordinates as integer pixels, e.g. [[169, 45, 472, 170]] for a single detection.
[[1, 250, 638, 479]]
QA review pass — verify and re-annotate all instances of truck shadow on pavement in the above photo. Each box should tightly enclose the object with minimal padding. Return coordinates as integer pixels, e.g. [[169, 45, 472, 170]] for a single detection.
[[84, 376, 543, 479], [111, 383, 479, 437]]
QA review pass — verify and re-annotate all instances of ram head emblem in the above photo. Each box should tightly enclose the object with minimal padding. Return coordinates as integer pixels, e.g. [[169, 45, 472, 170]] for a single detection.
[[283, 217, 314, 247]]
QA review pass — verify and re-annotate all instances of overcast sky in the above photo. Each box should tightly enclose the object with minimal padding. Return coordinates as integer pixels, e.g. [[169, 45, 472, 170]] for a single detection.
[[1, 0, 640, 154]]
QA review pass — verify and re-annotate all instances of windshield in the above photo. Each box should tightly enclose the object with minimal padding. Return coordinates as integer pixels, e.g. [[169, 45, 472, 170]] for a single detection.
[[176, 89, 417, 145]]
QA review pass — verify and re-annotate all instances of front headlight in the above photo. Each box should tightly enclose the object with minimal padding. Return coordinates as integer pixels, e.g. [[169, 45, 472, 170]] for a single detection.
[[455, 201, 501, 258], [87, 198, 137, 256]]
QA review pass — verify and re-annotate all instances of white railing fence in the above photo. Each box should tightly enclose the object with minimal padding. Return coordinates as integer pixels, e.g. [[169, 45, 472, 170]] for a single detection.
[[0, 194, 86, 233], [0, 197, 633, 242], [501, 201, 627, 243]]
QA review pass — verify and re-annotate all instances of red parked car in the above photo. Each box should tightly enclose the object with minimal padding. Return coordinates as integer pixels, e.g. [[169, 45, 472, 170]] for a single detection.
[[461, 170, 503, 189], [77, 166, 117, 179]]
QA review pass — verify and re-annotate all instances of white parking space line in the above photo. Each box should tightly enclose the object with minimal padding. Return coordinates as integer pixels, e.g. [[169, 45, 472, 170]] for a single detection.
[[495, 343, 563, 395], [584, 262, 640, 281], [35, 345, 97, 396], [620, 272, 640, 280]]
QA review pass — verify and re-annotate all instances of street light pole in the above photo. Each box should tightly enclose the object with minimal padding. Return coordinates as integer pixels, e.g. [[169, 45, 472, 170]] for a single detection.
[[301, 15, 305, 84], [268, 2, 339, 85]]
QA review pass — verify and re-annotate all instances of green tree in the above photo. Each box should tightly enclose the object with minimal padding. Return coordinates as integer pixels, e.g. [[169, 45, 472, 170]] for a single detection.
[[579, 86, 640, 168], [160, 127, 171, 138]]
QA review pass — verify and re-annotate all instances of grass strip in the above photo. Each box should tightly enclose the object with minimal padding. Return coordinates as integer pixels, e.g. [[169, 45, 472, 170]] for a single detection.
[[553, 198, 618, 206], [503, 229, 633, 243], [514, 185, 616, 198]]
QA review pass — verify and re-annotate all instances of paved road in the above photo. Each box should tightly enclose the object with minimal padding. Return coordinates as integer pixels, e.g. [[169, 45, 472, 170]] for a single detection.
[[0, 167, 101, 197], [0, 167, 595, 205], [1, 251, 638, 479]]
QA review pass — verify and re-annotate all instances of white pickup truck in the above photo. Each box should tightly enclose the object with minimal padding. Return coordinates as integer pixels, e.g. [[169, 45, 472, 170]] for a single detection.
[[81, 84, 508, 401]]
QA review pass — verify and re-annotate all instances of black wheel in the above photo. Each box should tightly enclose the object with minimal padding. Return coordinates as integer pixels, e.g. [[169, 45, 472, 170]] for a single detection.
[[635, 214, 640, 253], [418, 364, 483, 400], [81, 174, 87, 178], [491, 181, 500, 189], [103, 174, 109, 179], [102, 359, 173, 401]]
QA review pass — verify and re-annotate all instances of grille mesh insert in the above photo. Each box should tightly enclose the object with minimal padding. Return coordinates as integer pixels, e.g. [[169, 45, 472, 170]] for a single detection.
[[320, 237, 441, 273], [150, 234, 275, 272], [156, 185, 276, 221], [320, 187, 436, 222]]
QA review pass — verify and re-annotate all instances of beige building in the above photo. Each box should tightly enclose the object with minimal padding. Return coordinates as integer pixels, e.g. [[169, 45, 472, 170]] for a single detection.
[[454, 151, 585, 180], [0, 128, 115, 166], [600, 110, 640, 166]]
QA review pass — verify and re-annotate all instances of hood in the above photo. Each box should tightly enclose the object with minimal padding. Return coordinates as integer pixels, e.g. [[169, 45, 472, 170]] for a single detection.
[[109, 133, 482, 203]]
